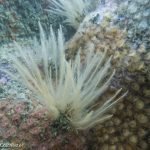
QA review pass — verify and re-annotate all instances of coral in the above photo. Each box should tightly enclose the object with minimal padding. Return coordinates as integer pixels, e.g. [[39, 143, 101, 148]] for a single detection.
[[113, 0, 150, 51], [65, 15, 150, 149], [48, 0, 100, 29], [66, 15, 128, 67]]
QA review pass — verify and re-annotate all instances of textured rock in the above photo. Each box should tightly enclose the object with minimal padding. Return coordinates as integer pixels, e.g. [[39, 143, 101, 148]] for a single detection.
[[113, 0, 150, 51], [0, 0, 64, 44]]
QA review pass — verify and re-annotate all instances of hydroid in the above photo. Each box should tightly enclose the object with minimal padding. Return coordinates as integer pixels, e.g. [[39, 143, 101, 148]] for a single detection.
[[48, 0, 95, 29], [3, 23, 127, 129]]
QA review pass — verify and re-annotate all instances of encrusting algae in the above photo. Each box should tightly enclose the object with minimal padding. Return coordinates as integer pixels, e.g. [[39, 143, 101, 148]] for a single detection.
[[0, 99, 87, 149]]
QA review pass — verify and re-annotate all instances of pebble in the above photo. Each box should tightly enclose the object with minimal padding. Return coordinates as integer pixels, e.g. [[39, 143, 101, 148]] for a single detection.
[[135, 100, 144, 110], [129, 120, 136, 128], [113, 117, 121, 126], [136, 114, 148, 124], [129, 135, 138, 144], [124, 144, 133, 150], [123, 129, 130, 137], [101, 144, 109, 150], [138, 128, 146, 137], [139, 141, 148, 149], [109, 145, 116, 150], [103, 134, 109, 141], [117, 144, 124, 150]]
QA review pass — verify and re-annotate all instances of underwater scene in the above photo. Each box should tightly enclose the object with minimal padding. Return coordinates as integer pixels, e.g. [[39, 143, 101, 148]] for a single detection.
[[0, 0, 149, 149]]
